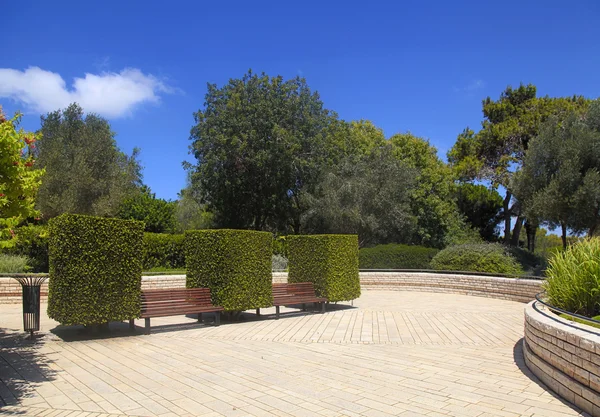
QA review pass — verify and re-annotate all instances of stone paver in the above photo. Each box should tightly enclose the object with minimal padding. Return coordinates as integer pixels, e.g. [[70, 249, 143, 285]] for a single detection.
[[0, 291, 589, 416]]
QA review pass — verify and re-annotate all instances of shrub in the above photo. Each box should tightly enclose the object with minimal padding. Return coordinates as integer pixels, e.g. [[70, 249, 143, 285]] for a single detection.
[[47, 214, 144, 326], [545, 238, 600, 317], [185, 229, 273, 311], [0, 254, 30, 273], [287, 234, 360, 302], [359, 244, 438, 269], [507, 246, 546, 276], [142, 233, 185, 270], [430, 243, 523, 275], [4, 225, 49, 272], [272, 254, 288, 271]]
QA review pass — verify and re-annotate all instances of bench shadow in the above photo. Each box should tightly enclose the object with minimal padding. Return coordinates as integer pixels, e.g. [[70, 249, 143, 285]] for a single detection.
[[512, 338, 589, 416], [0, 329, 57, 411]]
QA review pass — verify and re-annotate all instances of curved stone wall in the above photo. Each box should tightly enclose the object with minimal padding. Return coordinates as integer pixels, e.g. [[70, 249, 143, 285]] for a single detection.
[[1, 271, 540, 303], [524, 301, 600, 416]]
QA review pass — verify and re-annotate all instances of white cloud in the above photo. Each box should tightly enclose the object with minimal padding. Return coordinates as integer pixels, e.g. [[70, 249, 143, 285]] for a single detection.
[[0, 66, 174, 118], [453, 79, 485, 94]]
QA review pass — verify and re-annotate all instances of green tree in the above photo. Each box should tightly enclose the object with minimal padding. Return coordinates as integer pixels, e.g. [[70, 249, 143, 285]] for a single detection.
[[117, 186, 177, 233], [175, 180, 215, 232], [36, 103, 142, 219], [0, 107, 45, 248], [301, 146, 418, 247], [455, 183, 503, 241], [448, 84, 587, 247], [389, 133, 470, 248], [513, 100, 600, 249], [188, 70, 336, 233]]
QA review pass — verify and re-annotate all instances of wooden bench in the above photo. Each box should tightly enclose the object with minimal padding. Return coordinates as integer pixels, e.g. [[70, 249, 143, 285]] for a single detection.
[[131, 288, 224, 334], [265, 283, 327, 319]]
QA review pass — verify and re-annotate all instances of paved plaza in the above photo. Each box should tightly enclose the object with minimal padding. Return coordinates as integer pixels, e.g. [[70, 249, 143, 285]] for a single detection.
[[0, 291, 588, 417]]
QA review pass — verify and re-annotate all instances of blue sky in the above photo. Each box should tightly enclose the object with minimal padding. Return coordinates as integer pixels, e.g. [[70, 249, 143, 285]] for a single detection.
[[2, 0, 599, 200]]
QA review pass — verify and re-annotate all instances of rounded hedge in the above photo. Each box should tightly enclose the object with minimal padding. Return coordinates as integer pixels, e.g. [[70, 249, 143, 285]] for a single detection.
[[287, 234, 360, 302], [47, 214, 144, 326], [185, 229, 273, 311], [545, 238, 600, 318], [359, 244, 438, 269], [430, 243, 523, 275]]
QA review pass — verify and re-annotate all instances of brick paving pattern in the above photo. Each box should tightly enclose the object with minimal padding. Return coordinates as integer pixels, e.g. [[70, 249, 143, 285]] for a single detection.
[[0, 291, 589, 416]]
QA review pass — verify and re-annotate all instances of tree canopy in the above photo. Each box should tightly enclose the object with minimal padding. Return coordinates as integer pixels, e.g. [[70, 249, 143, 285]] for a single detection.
[[117, 186, 177, 233], [0, 107, 44, 248], [36, 103, 142, 219]]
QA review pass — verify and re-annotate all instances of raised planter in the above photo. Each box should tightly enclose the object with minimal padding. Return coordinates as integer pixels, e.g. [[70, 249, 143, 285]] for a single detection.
[[524, 301, 600, 416]]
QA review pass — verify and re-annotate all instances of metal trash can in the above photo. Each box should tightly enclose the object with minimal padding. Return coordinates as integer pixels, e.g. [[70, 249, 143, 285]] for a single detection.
[[13, 276, 48, 338]]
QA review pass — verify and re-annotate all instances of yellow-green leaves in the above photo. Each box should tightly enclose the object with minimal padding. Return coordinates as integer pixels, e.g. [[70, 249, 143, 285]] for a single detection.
[[287, 235, 360, 302], [47, 214, 144, 326], [0, 109, 44, 248]]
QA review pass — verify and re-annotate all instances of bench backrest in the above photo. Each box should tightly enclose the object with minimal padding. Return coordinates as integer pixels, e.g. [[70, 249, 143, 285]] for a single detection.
[[141, 288, 214, 311], [273, 282, 317, 298]]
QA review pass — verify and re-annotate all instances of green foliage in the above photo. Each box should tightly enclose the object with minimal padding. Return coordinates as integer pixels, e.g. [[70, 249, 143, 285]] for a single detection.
[[2, 225, 49, 272], [456, 183, 503, 241], [545, 238, 600, 317], [513, 100, 600, 242], [389, 133, 466, 248], [37, 103, 142, 219], [359, 244, 438, 269], [47, 214, 144, 326], [0, 108, 44, 248], [302, 146, 418, 247], [185, 229, 273, 311], [273, 236, 287, 257], [0, 254, 30, 273], [287, 235, 360, 302], [506, 246, 546, 276], [175, 180, 215, 232], [272, 254, 288, 271], [430, 243, 523, 275], [142, 233, 185, 270], [118, 186, 177, 233], [188, 70, 336, 232]]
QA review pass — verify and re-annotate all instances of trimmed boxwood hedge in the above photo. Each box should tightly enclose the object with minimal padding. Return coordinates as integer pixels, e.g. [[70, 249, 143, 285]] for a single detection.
[[359, 244, 438, 269], [287, 234, 360, 302], [185, 229, 273, 311], [47, 214, 144, 326], [430, 243, 523, 275], [142, 233, 185, 270]]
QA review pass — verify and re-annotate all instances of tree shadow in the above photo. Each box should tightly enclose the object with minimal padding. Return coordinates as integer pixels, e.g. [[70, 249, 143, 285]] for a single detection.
[[512, 338, 590, 416], [0, 329, 56, 411]]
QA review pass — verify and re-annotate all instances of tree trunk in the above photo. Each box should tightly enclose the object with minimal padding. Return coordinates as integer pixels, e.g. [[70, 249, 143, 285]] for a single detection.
[[510, 216, 524, 247], [561, 222, 567, 250], [524, 220, 537, 253], [503, 192, 512, 244]]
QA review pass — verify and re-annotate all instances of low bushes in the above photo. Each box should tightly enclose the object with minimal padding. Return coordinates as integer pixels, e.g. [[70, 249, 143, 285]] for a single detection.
[[142, 233, 185, 270], [287, 234, 360, 302], [359, 244, 438, 269], [545, 238, 600, 317], [185, 229, 273, 311], [47, 214, 144, 326], [430, 243, 523, 275], [2, 225, 49, 272], [0, 254, 30, 273]]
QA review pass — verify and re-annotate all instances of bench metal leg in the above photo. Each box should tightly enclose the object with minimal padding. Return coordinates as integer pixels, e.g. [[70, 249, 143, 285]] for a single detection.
[[256, 308, 260, 316], [321, 302, 326, 313], [214, 312, 220, 326], [198, 313, 203, 323], [145, 318, 151, 335], [129, 319, 135, 331], [276, 306, 280, 320]]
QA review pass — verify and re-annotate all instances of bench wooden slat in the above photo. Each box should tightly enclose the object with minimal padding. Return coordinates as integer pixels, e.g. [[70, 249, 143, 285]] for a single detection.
[[137, 287, 222, 334], [269, 282, 327, 319]]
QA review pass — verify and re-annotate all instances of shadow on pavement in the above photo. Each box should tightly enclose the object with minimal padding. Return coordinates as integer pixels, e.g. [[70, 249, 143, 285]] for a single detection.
[[0, 329, 56, 411], [512, 338, 589, 416]]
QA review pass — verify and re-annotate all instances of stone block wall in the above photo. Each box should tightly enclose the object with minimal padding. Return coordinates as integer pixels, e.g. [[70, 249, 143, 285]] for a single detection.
[[0, 271, 541, 304], [524, 301, 600, 416]]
